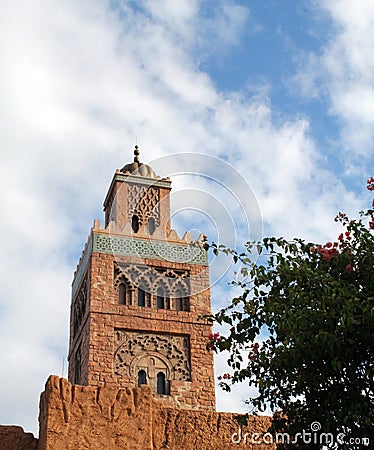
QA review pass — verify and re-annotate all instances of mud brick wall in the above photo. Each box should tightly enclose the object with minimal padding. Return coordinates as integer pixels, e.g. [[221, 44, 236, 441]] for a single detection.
[[38, 376, 274, 450], [0, 425, 38, 450]]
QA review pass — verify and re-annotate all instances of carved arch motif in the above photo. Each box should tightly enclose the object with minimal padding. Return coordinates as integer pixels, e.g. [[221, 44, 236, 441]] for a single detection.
[[114, 330, 191, 382], [73, 275, 88, 336], [114, 263, 190, 310], [173, 280, 190, 312], [127, 184, 160, 227]]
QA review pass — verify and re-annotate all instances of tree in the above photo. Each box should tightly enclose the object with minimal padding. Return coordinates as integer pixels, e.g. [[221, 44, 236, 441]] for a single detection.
[[206, 180, 374, 449]]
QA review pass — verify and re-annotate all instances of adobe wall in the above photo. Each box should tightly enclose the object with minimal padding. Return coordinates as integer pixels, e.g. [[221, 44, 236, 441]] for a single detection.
[[0, 425, 38, 450], [38, 375, 274, 450]]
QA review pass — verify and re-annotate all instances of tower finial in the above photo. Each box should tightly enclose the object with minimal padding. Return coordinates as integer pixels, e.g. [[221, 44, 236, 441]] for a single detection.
[[120, 144, 155, 178], [134, 145, 140, 163]]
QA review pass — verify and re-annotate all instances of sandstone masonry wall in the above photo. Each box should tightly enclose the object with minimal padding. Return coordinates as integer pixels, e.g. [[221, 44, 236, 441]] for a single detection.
[[69, 245, 216, 411], [38, 376, 274, 450], [0, 425, 38, 450]]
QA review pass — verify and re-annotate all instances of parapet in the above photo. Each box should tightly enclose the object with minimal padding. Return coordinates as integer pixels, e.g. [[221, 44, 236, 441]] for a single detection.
[[37, 375, 273, 450]]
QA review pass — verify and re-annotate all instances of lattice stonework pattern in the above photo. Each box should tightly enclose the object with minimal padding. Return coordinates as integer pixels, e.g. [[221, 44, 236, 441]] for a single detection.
[[128, 183, 160, 226], [93, 233, 208, 265], [114, 263, 190, 298], [72, 237, 93, 298], [73, 275, 88, 337], [114, 330, 191, 381]]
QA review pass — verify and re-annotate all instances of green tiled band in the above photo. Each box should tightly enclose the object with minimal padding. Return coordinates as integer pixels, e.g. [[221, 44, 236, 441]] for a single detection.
[[72, 232, 208, 298], [93, 233, 208, 265]]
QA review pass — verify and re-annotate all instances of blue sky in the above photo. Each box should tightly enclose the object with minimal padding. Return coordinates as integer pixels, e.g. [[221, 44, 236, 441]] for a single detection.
[[0, 0, 373, 436]]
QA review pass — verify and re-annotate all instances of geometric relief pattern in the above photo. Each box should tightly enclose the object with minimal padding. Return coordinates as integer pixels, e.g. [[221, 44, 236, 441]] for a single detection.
[[73, 275, 88, 337], [72, 238, 93, 298], [114, 263, 190, 304], [128, 184, 160, 227], [114, 330, 191, 381], [93, 233, 208, 265]]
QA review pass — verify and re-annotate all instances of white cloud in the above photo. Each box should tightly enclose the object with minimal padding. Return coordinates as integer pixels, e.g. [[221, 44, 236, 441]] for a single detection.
[[0, 0, 367, 436], [203, 1, 250, 47], [143, 0, 199, 42], [296, 0, 374, 160]]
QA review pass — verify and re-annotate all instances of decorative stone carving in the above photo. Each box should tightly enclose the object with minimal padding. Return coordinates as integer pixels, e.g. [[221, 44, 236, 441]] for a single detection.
[[114, 263, 190, 310], [128, 184, 160, 227], [73, 276, 88, 336], [93, 233, 208, 265], [72, 238, 93, 298], [114, 330, 191, 381]]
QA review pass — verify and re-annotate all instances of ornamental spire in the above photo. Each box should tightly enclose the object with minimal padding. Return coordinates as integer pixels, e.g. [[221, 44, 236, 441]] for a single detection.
[[134, 145, 140, 164], [120, 144, 156, 178]]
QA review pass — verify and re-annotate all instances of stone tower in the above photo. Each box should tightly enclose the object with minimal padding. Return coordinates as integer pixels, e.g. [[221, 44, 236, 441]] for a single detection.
[[68, 147, 216, 410]]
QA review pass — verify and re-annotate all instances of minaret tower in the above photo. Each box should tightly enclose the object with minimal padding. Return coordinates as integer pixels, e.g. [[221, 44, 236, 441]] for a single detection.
[[68, 147, 216, 410]]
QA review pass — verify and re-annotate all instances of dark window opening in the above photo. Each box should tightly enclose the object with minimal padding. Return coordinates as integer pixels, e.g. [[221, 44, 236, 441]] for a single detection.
[[132, 215, 139, 233], [157, 372, 166, 395], [148, 217, 155, 235], [182, 297, 190, 312], [176, 297, 183, 311], [118, 282, 128, 305], [72, 277, 88, 337], [156, 287, 165, 309], [146, 291, 151, 307], [138, 370, 147, 387], [74, 347, 81, 385], [175, 289, 190, 312], [138, 288, 146, 307]]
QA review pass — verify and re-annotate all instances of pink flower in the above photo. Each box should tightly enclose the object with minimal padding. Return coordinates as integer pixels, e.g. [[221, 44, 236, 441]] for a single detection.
[[325, 242, 332, 248], [345, 264, 352, 272], [367, 177, 374, 191], [208, 332, 221, 342]]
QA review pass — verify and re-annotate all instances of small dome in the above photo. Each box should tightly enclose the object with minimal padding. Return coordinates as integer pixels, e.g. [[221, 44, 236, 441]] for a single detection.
[[120, 146, 156, 178]]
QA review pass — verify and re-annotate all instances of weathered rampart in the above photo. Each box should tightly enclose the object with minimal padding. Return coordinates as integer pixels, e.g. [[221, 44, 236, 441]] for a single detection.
[[1, 376, 274, 450], [0, 425, 38, 450]]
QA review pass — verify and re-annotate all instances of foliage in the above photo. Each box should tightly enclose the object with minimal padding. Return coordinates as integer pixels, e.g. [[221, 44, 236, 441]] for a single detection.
[[206, 180, 374, 449]]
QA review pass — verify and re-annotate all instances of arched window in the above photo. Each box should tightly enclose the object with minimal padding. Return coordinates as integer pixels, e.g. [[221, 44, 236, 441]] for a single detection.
[[74, 347, 81, 385], [175, 297, 182, 311], [148, 217, 155, 235], [118, 282, 128, 305], [175, 288, 190, 312], [156, 287, 165, 309], [183, 297, 190, 312], [138, 288, 146, 307], [138, 370, 147, 387], [157, 372, 166, 395], [132, 215, 139, 233]]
